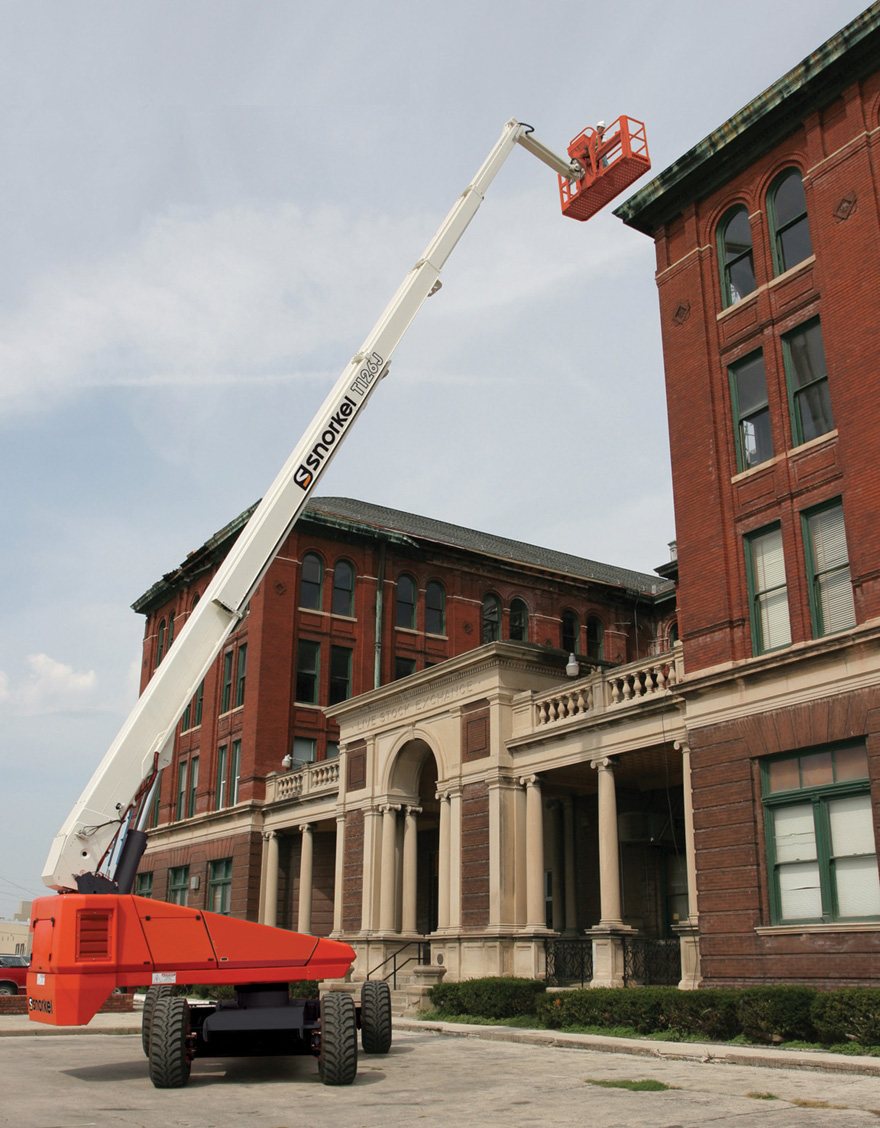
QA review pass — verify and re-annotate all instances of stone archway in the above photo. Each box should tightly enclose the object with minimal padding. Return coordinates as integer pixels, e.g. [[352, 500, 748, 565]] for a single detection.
[[383, 738, 440, 937]]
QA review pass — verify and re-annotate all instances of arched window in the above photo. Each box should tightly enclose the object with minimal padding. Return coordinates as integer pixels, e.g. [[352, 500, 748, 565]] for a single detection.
[[167, 614, 175, 650], [156, 619, 166, 667], [331, 559, 355, 617], [668, 621, 679, 647], [586, 616, 604, 661], [561, 609, 579, 654], [300, 553, 323, 610], [718, 205, 756, 307], [769, 168, 811, 275], [509, 598, 528, 641], [425, 580, 445, 636], [396, 574, 417, 629], [482, 594, 501, 643]]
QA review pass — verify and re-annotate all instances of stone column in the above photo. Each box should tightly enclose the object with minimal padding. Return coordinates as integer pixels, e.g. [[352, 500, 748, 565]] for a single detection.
[[448, 788, 462, 930], [595, 758, 623, 926], [402, 805, 421, 934], [436, 790, 450, 930], [332, 813, 346, 935], [675, 740, 702, 989], [298, 823, 314, 936], [379, 804, 400, 933], [521, 775, 545, 930], [563, 796, 578, 933], [262, 830, 279, 928], [361, 805, 382, 932]]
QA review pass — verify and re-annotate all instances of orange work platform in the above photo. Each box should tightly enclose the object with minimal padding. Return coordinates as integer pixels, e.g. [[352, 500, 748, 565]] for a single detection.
[[559, 116, 650, 222], [26, 893, 356, 1027]]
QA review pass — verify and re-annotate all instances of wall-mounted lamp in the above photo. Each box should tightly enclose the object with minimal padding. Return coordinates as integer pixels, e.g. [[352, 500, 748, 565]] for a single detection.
[[281, 753, 292, 770], [566, 653, 579, 678]]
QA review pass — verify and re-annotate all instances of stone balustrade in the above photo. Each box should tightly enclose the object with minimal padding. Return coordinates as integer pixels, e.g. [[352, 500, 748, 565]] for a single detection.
[[518, 647, 683, 736], [265, 759, 340, 803]]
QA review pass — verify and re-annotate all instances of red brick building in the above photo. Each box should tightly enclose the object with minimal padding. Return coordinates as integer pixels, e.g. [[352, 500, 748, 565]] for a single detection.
[[617, 5, 880, 985]]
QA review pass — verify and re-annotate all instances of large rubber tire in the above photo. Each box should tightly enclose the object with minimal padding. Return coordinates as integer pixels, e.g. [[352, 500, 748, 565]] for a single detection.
[[148, 995, 192, 1089], [319, 992, 357, 1086], [141, 985, 174, 1057], [0, 983, 18, 996], [360, 980, 392, 1054]]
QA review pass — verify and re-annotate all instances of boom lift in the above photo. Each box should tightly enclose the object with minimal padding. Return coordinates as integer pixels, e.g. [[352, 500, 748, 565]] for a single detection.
[[26, 115, 649, 1087]]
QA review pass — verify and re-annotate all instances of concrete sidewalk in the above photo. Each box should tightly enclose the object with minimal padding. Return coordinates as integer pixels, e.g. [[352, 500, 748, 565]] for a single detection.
[[2, 1006, 879, 1077]]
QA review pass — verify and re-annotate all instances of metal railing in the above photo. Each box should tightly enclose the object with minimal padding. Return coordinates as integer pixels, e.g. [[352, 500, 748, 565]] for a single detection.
[[366, 941, 431, 989], [622, 937, 681, 986], [544, 938, 593, 987]]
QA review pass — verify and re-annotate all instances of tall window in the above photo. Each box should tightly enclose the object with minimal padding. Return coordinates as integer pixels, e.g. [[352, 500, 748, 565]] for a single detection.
[[187, 756, 199, 818], [586, 616, 604, 661], [220, 651, 234, 713], [230, 739, 241, 804], [176, 760, 188, 821], [509, 598, 528, 641], [769, 168, 812, 275], [208, 859, 233, 915], [300, 553, 323, 610], [763, 744, 880, 924], [729, 351, 773, 471], [167, 614, 175, 650], [718, 205, 756, 307], [215, 744, 228, 810], [425, 581, 445, 636], [783, 319, 833, 446], [561, 609, 579, 654], [396, 575, 417, 629], [295, 640, 320, 703], [803, 500, 856, 637], [482, 594, 501, 643], [156, 619, 166, 667], [292, 737, 317, 766], [149, 769, 163, 828], [135, 872, 153, 898], [193, 680, 204, 728], [168, 866, 189, 906], [331, 560, 355, 616], [234, 644, 247, 708], [329, 645, 353, 705], [745, 525, 791, 654]]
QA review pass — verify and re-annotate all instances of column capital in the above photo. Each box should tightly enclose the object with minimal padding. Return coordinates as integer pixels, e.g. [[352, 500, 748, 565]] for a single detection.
[[298, 822, 313, 835], [262, 829, 277, 842], [674, 739, 690, 755], [519, 774, 542, 788], [592, 756, 614, 772], [380, 803, 401, 814], [405, 804, 423, 816]]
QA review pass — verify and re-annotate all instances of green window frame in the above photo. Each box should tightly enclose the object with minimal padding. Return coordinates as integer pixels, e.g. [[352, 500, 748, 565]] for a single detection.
[[149, 769, 163, 828], [717, 204, 756, 308], [745, 524, 791, 654], [300, 552, 323, 610], [729, 350, 773, 471], [802, 499, 855, 638], [135, 872, 153, 898], [208, 858, 233, 915], [155, 619, 166, 667], [215, 744, 228, 810], [396, 574, 417, 629], [230, 739, 241, 805], [295, 640, 320, 704], [509, 598, 528, 642], [187, 755, 199, 819], [768, 168, 812, 275], [234, 644, 247, 708], [176, 760, 188, 821], [561, 609, 579, 654], [763, 744, 880, 924], [329, 645, 352, 705], [220, 650, 234, 714], [395, 656, 417, 680], [783, 318, 833, 446], [331, 560, 355, 617], [425, 580, 445, 636], [482, 594, 501, 643], [168, 865, 189, 906], [586, 616, 604, 661], [292, 736, 317, 767]]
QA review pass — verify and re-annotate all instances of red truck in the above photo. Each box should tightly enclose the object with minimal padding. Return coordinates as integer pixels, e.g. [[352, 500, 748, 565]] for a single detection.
[[0, 955, 29, 995]]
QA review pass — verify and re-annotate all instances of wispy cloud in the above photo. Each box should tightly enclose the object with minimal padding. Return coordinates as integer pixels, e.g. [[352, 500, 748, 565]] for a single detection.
[[1, 654, 97, 716]]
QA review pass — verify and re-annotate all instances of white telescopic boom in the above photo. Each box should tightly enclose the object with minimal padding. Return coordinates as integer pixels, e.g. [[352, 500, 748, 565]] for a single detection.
[[43, 118, 581, 892]]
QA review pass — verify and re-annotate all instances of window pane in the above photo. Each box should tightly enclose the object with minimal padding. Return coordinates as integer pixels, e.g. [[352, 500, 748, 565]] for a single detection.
[[773, 171, 812, 273], [331, 561, 354, 617], [749, 527, 791, 652], [774, 171, 807, 229], [562, 610, 578, 654], [834, 745, 868, 782], [721, 207, 756, 304], [779, 219, 812, 272], [728, 256, 756, 304], [778, 861, 823, 920], [329, 645, 352, 705], [296, 640, 320, 703], [425, 581, 445, 635], [800, 751, 833, 789], [808, 504, 855, 635], [768, 756, 800, 793], [482, 595, 500, 643], [301, 554, 323, 610], [829, 794, 876, 856], [773, 804, 817, 863], [396, 575, 416, 629], [723, 208, 752, 261], [758, 587, 792, 650], [510, 599, 528, 641], [834, 856, 880, 918], [293, 737, 317, 764]]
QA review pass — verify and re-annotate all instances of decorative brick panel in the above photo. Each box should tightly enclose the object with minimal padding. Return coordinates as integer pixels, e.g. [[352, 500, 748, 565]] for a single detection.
[[461, 699, 490, 762], [342, 808, 364, 933], [461, 781, 489, 929]]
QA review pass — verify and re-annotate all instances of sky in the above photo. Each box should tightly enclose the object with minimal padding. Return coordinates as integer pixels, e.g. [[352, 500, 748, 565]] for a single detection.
[[0, 0, 870, 913]]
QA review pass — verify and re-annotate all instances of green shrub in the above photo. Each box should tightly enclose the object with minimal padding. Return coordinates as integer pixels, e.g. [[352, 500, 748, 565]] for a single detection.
[[428, 977, 544, 1019], [537, 987, 671, 1034], [811, 988, 880, 1047], [736, 986, 818, 1044], [664, 989, 740, 1041]]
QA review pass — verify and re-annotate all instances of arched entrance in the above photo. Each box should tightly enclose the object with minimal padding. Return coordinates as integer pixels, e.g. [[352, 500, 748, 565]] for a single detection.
[[384, 738, 440, 938]]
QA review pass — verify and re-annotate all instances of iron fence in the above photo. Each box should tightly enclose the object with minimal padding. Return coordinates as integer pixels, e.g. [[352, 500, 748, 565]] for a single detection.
[[622, 937, 681, 986], [544, 938, 593, 987]]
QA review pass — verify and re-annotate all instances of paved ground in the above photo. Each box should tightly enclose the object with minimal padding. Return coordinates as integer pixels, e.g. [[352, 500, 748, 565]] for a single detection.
[[2, 1012, 880, 1128]]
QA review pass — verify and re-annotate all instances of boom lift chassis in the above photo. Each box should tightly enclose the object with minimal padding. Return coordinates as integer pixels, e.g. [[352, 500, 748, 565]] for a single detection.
[[26, 116, 649, 1087]]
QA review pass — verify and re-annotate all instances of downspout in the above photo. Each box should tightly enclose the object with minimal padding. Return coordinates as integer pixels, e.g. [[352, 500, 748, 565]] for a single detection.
[[374, 539, 386, 689]]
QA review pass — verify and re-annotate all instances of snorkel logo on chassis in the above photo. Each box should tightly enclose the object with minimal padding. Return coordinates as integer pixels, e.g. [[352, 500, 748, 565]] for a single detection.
[[28, 996, 53, 1015], [294, 352, 384, 490]]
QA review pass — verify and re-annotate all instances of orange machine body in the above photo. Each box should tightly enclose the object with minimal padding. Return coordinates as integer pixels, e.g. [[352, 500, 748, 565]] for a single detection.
[[559, 116, 651, 222], [26, 894, 356, 1027]]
